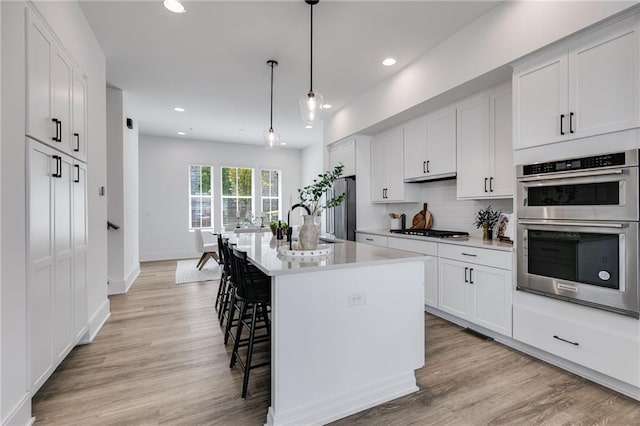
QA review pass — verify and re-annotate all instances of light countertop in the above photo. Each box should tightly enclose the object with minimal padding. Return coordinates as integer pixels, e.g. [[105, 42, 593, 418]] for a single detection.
[[355, 229, 514, 252], [225, 231, 425, 276]]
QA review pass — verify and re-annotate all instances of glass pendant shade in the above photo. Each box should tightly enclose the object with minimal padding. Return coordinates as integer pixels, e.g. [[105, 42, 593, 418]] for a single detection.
[[263, 127, 280, 149], [299, 90, 324, 125]]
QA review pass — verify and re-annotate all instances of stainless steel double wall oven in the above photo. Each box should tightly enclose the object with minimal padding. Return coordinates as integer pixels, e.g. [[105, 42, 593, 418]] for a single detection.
[[517, 150, 640, 318]]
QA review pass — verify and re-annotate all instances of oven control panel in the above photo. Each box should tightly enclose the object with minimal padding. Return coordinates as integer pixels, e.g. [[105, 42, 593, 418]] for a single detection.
[[522, 152, 627, 176]]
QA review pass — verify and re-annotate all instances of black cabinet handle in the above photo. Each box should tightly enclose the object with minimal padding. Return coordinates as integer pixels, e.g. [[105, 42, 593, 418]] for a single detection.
[[365, 238, 374, 242], [58, 120, 62, 142], [484, 177, 488, 193], [74, 164, 80, 183], [464, 267, 469, 283], [489, 177, 494, 192], [553, 335, 579, 346], [569, 112, 574, 134], [469, 268, 474, 284], [423, 161, 426, 174], [52, 155, 61, 178], [52, 118, 60, 142], [461, 252, 477, 257], [426, 160, 430, 173], [560, 114, 565, 135], [74, 133, 80, 152]]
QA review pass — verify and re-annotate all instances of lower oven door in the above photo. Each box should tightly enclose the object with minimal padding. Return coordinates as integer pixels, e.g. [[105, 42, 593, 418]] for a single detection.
[[517, 219, 639, 318]]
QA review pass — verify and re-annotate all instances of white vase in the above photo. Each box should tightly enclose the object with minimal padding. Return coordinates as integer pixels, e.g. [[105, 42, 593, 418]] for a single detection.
[[299, 214, 320, 250]]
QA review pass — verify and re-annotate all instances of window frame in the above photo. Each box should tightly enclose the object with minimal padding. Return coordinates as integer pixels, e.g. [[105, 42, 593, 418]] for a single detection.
[[220, 166, 255, 229], [188, 164, 214, 230], [260, 169, 282, 224]]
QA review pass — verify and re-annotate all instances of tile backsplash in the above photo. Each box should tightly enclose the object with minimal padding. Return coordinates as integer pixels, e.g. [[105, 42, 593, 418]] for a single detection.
[[385, 179, 514, 238]]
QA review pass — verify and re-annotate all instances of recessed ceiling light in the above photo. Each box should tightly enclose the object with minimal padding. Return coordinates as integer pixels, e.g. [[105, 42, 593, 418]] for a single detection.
[[163, 0, 185, 14], [280, 142, 287, 146], [322, 104, 332, 109], [173, 107, 185, 112], [177, 131, 186, 136], [382, 58, 397, 66], [305, 125, 312, 129]]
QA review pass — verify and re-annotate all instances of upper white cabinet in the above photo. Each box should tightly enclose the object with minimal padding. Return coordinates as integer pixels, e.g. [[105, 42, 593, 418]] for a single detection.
[[27, 7, 87, 161], [514, 16, 640, 150], [403, 106, 456, 181], [371, 127, 419, 203], [457, 84, 514, 199], [329, 137, 356, 176]]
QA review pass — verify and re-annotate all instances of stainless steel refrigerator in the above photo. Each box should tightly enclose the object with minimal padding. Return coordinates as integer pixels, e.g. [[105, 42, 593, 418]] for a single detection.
[[327, 176, 356, 241]]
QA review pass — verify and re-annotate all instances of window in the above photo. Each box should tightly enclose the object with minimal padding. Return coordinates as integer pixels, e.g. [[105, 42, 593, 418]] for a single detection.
[[261, 169, 281, 223], [189, 165, 213, 229], [221, 167, 254, 228]]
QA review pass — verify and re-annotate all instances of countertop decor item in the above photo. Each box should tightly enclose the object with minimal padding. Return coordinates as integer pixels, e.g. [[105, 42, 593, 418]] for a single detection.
[[410, 203, 433, 230], [297, 164, 346, 249], [474, 205, 501, 240]]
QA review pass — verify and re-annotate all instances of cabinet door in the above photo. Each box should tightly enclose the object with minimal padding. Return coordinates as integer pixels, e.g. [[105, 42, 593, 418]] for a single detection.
[[28, 141, 55, 390], [513, 54, 569, 149], [26, 10, 53, 144], [424, 256, 438, 308], [426, 107, 457, 177], [370, 134, 387, 202], [72, 72, 87, 162], [53, 154, 74, 362], [438, 258, 469, 319], [569, 21, 639, 139], [73, 161, 88, 341], [469, 264, 512, 337], [489, 86, 515, 198], [385, 128, 405, 201], [52, 46, 73, 154], [456, 95, 490, 199], [403, 117, 428, 180]]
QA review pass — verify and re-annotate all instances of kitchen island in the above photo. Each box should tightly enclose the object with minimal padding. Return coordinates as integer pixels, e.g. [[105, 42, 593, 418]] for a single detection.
[[229, 232, 426, 426]]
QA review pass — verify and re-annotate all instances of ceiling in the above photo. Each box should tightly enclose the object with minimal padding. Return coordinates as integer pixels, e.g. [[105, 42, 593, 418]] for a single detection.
[[79, 1, 501, 149]]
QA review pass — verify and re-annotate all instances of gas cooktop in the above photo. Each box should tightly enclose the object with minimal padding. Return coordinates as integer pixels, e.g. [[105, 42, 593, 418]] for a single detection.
[[390, 228, 470, 239]]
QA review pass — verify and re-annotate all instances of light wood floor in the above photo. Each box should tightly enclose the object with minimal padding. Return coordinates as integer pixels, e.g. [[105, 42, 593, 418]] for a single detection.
[[33, 260, 640, 425]]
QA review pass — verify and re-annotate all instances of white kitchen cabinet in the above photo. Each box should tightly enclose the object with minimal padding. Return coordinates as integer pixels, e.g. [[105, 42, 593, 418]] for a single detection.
[[403, 107, 456, 181], [457, 84, 514, 199], [513, 16, 640, 150], [72, 72, 88, 162], [355, 232, 388, 247], [371, 127, 419, 202], [28, 139, 88, 393], [26, 7, 85, 160], [387, 237, 438, 308], [438, 245, 512, 337]]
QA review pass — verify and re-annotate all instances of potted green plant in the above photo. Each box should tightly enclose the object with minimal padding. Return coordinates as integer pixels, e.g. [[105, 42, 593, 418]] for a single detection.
[[297, 164, 346, 249], [269, 220, 287, 236], [474, 205, 501, 240]]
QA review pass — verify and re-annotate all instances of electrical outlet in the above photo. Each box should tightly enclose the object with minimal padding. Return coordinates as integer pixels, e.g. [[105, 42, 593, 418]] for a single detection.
[[347, 292, 366, 307]]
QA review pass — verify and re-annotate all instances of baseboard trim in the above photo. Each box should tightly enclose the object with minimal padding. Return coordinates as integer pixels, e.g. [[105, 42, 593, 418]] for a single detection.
[[80, 299, 111, 344], [424, 305, 640, 401], [139, 250, 199, 262], [265, 372, 417, 426], [2, 393, 31, 426], [107, 263, 140, 295]]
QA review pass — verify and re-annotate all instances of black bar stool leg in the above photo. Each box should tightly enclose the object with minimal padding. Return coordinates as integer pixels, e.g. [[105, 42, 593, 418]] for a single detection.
[[242, 303, 259, 398], [230, 301, 247, 368], [224, 290, 237, 345]]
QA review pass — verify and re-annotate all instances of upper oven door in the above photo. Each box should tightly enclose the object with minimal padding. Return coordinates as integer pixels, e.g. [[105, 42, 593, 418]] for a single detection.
[[517, 167, 638, 221]]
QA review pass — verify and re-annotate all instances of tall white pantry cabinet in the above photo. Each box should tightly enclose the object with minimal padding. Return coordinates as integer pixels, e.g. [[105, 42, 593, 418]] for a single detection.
[[26, 6, 89, 393]]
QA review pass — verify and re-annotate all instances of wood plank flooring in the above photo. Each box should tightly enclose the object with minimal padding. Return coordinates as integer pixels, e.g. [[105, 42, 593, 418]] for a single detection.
[[33, 260, 640, 425]]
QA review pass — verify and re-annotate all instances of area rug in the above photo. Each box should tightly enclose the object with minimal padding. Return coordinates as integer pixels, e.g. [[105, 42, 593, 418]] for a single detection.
[[175, 259, 221, 284]]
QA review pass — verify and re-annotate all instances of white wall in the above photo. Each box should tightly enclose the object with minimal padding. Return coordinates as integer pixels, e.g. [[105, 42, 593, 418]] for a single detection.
[[325, 1, 636, 144], [1, 1, 107, 424], [139, 135, 303, 261], [106, 88, 140, 294]]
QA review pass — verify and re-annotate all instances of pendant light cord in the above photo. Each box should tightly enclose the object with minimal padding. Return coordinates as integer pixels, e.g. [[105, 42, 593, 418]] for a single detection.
[[309, 2, 313, 93], [269, 61, 274, 130]]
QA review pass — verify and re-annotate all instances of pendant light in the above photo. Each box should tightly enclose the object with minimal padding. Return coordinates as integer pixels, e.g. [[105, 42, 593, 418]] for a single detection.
[[299, 0, 323, 125], [264, 60, 280, 149]]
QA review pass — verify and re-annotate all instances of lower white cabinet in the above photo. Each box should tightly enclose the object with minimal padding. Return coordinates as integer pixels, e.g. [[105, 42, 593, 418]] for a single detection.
[[387, 237, 438, 308], [355, 232, 388, 247], [28, 138, 88, 392], [438, 255, 512, 336]]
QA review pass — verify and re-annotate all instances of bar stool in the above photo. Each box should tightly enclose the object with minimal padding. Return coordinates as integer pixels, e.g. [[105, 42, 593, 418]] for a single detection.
[[228, 247, 271, 398], [214, 234, 229, 318]]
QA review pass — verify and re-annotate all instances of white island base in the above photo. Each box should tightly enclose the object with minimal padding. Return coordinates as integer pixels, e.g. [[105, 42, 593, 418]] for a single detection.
[[265, 260, 425, 425]]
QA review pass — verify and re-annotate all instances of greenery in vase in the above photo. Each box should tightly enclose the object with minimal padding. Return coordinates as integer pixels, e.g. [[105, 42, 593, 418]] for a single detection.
[[474, 205, 501, 229], [298, 164, 346, 216]]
